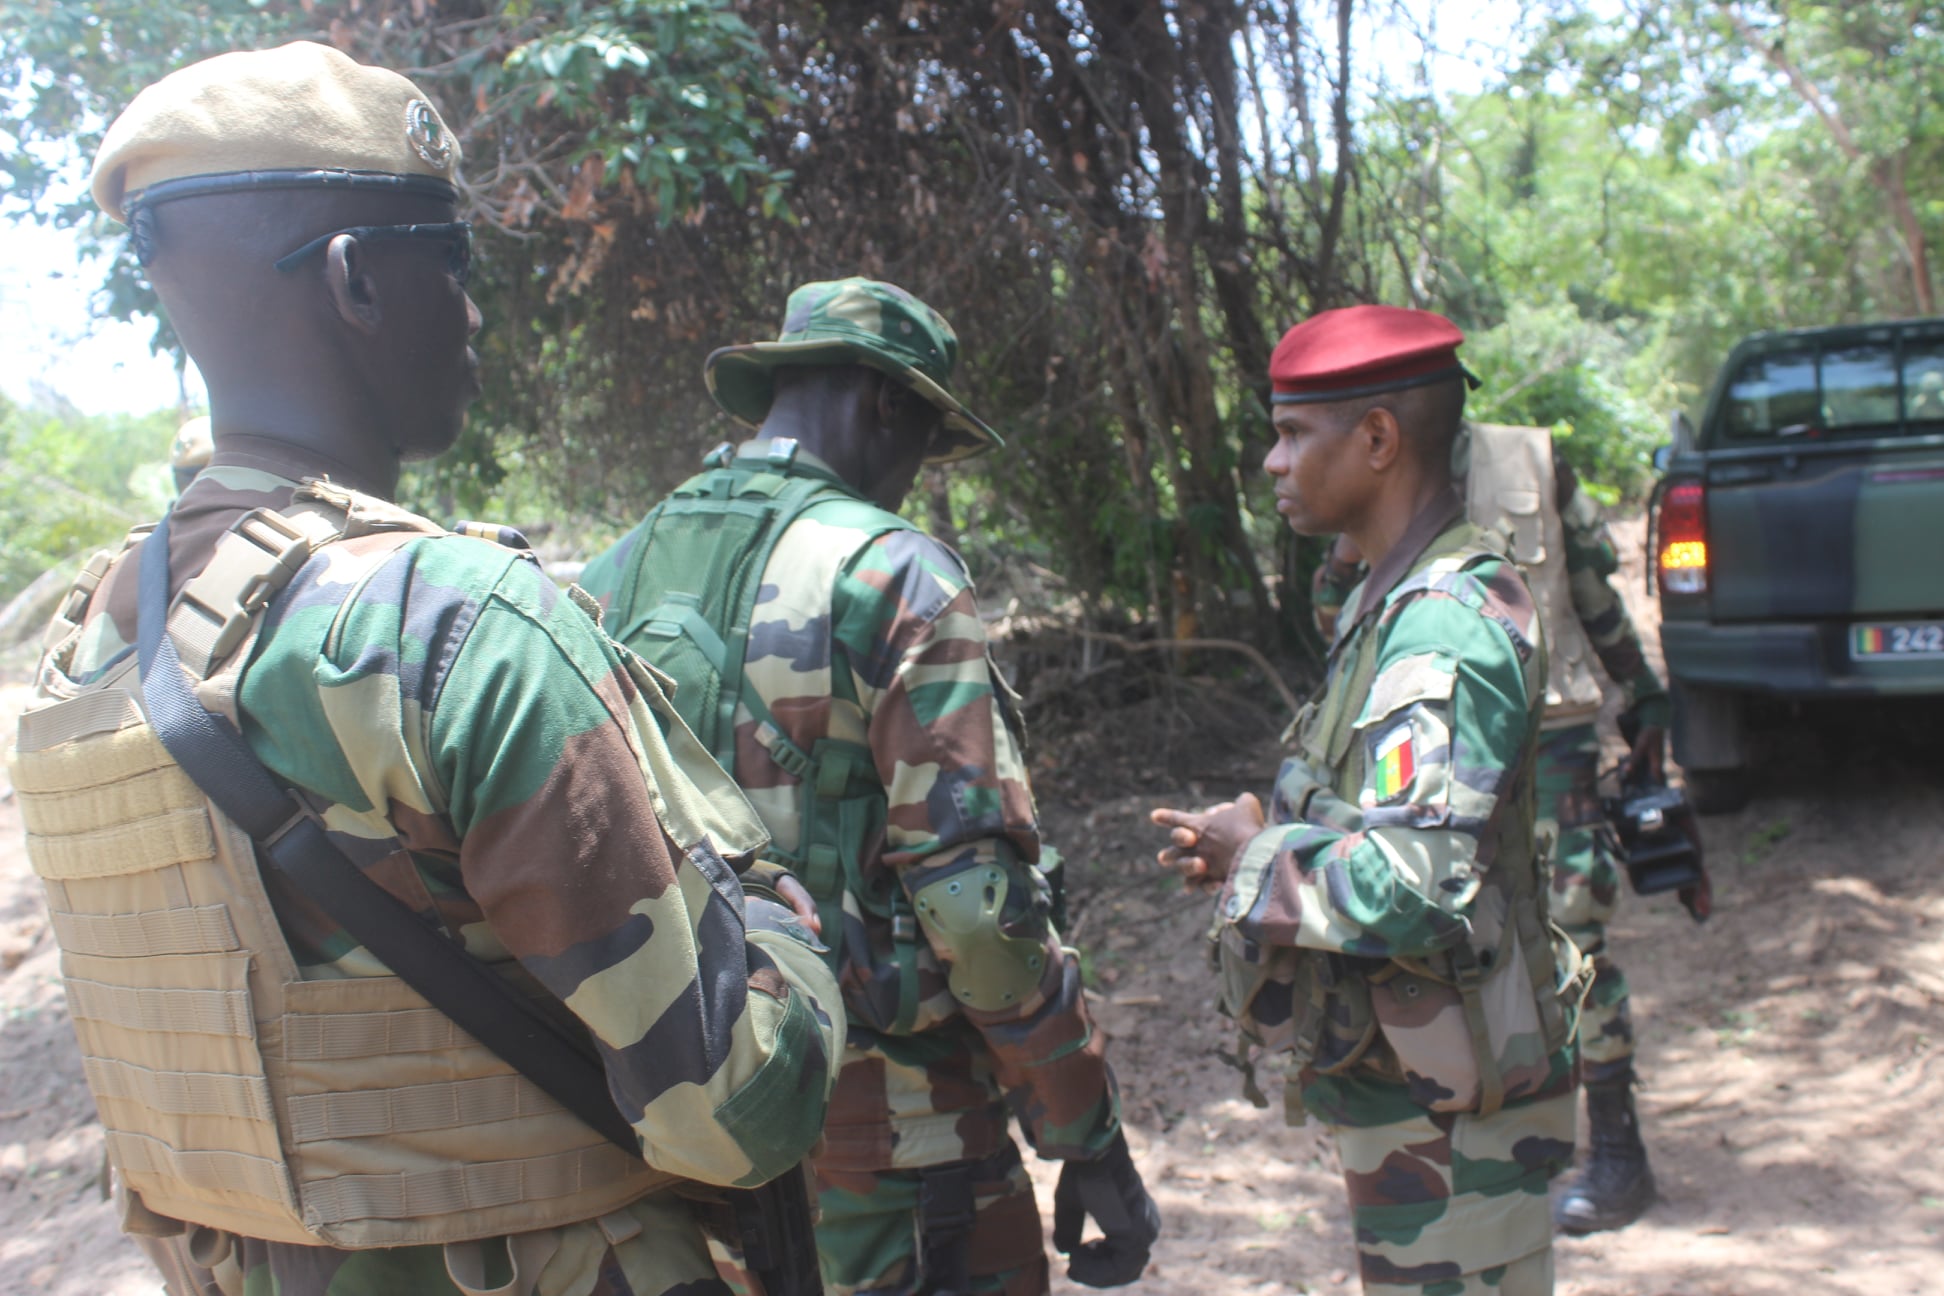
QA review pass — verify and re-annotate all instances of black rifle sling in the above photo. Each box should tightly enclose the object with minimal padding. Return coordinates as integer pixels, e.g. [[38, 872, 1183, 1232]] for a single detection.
[[134, 513, 640, 1156]]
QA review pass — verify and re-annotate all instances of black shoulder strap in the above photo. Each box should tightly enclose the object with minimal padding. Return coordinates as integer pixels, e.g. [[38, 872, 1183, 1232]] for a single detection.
[[134, 513, 639, 1156]]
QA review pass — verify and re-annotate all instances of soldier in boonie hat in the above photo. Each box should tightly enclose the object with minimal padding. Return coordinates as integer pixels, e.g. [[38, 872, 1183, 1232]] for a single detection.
[[582, 278, 1156, 1296], [705, 276, 1002, 464]]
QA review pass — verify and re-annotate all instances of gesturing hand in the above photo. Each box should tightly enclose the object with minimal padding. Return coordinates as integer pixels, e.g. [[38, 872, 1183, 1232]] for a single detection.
[[1149, 791, 1266, 890]]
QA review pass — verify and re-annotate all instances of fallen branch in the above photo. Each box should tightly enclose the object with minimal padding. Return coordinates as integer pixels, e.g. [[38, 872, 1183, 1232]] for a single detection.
[[1069, 629, 1302, 717]]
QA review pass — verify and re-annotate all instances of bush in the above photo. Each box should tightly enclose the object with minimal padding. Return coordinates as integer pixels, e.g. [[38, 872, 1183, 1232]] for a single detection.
[[0, 393, 179, 606]]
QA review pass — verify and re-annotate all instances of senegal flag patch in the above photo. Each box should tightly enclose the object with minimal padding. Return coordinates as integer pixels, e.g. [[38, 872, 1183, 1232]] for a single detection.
[[1368, 723, 1416, 803]]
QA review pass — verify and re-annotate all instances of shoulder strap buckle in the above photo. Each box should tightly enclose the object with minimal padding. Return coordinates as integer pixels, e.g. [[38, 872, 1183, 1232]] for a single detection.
[[753, 721, 814, 779], [43, 545, 120, 652], [168, 507, 328, 678]]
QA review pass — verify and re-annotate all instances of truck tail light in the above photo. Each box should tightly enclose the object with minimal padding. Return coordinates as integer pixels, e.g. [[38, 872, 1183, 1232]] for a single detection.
[[1657, 480, 1708, 596]]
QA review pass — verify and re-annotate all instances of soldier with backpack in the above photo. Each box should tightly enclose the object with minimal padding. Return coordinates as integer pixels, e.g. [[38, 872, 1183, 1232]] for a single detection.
[[580, 278, 1159, 1296]]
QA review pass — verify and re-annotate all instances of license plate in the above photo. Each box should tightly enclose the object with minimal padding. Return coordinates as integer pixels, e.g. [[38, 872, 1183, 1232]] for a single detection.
[[1851, 621, 1944, 657]]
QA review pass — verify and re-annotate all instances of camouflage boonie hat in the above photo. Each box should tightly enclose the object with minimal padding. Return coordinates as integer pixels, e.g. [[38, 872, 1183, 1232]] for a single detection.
[[705, 277, 1002, 464]]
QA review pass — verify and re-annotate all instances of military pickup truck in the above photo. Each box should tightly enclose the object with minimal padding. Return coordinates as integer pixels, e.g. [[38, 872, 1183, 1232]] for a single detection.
[[1651, 318, 1944, 812]]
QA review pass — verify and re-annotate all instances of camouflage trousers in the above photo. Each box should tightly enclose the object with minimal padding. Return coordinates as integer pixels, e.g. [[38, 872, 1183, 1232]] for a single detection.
[[811, 1140, 1049, 1296], [1537, 721, 1635, 1084], [1304, 1075, 1578, 1295]]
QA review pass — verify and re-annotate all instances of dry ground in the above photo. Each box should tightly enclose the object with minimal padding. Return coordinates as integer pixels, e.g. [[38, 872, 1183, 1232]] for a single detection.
[[2, 519, 1941, 1295]]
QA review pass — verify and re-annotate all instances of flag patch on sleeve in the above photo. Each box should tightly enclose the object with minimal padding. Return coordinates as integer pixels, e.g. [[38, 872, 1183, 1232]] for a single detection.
[[1369, 722, 1415, 803]]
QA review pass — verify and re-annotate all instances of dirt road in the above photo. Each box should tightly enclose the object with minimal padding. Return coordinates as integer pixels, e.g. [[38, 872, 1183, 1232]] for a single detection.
[[2, 518, 1941, 1295], [1024, 734, 1944, 1296]]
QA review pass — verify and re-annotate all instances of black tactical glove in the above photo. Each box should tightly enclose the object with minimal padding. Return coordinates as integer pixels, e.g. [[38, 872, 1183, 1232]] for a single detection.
[[1052, 1131, 1160, 1287]]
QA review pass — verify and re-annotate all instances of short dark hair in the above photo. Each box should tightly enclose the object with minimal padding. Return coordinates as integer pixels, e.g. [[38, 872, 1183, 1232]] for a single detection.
[[1327, 375, 1467, 471]]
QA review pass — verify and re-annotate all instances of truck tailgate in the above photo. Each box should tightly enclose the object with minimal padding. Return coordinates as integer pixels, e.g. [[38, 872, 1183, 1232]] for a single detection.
[[1707, 444, 1944, 621]]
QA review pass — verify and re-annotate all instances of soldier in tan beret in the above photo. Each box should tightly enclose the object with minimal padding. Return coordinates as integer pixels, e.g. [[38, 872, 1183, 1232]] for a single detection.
[[11, 41, 845, 1296]]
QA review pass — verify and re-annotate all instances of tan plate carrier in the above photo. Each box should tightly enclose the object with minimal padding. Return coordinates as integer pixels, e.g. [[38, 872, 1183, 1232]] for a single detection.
[[7, 483, 678, 1250]]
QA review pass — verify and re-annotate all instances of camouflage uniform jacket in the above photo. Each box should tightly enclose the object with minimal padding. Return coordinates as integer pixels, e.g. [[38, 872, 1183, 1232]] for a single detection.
[[1312, 455, 1669, 729], [46, 452, 844, 1294], [1224, 491, 1579, 1121], [581, 442, 1119, 1171]]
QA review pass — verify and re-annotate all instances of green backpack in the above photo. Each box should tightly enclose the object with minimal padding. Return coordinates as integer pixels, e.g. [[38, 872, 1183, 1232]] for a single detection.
[[602, 440, 919, 997]]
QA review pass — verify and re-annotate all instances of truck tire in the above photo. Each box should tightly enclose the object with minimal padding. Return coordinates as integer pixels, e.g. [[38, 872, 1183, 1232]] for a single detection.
[[1684, 767, 1750, 815], [1672, 682, 1749, 815]]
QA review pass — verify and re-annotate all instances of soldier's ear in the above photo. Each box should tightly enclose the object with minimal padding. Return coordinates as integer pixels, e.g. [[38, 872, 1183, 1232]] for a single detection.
[[1361, 405, 1403, 472], [872, 371, 899, 429], [873, 374, 935, 444], [324, 234, 384, 335]]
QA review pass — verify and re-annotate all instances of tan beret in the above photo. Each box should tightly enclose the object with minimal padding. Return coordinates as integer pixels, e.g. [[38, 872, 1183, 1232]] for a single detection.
[[91, 41, 460, 222]]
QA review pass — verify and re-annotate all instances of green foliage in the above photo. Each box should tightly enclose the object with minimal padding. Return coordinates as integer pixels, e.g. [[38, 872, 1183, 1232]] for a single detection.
[[1522, 0, 1944, 322], [1384, 24, 1944, 500], [1463, 299, 1669, 503], [0, 392, 177, 604], [1, 0, 797, 524], [496, 0, 789, 219]]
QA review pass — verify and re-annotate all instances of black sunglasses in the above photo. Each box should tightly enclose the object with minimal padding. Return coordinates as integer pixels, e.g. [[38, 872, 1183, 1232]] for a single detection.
[[273, 220, 473, 285]]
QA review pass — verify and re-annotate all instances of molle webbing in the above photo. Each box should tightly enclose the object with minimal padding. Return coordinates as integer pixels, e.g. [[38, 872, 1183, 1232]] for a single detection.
[[8, 493, 676, 1249], [608, 450, 918, 995], [1464, 423, 1604, 724]]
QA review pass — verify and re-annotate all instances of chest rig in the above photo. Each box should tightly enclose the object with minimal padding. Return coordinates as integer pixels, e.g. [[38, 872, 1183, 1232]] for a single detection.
[[8, 483, 678, 1251]]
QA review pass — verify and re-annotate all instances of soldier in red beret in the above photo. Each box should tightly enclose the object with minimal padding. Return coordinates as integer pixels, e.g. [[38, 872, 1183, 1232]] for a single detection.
[[1153, 305, 1587, 1294]]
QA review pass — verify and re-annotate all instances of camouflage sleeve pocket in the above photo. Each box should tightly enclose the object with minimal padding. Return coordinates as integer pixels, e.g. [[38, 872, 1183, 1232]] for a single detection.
[[1350, 652, 1456, 824]]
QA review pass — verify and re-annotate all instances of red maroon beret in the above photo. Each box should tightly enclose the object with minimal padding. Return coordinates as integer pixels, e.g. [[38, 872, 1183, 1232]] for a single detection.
[[1270, 305, 1479, 405]]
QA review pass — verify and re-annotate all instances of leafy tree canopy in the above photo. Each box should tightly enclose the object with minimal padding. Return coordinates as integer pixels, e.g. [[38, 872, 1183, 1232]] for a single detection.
[[6, 0, 1942, 652]]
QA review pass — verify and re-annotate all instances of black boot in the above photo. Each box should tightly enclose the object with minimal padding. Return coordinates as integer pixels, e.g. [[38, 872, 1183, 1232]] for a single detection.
[[1553, 1071, 1655, 1233]]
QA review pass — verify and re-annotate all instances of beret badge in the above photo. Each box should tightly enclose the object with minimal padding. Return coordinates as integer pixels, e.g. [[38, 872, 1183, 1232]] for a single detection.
[[405, 99, 452, 170]]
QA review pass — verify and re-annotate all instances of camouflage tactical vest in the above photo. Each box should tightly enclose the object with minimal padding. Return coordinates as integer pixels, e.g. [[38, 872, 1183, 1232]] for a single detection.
[[1217, 522, 1588, 1118], [7, 481, 685, 1254], [1465, 422, 1605, 727]]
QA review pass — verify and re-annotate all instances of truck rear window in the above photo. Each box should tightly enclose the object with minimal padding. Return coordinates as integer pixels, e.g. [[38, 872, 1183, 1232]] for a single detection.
[[1821, 344, 1899, 428], [1720, 332, 1944, 440], [1908, 340, 1944, 421], [1722, 351, 1816, 437]]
